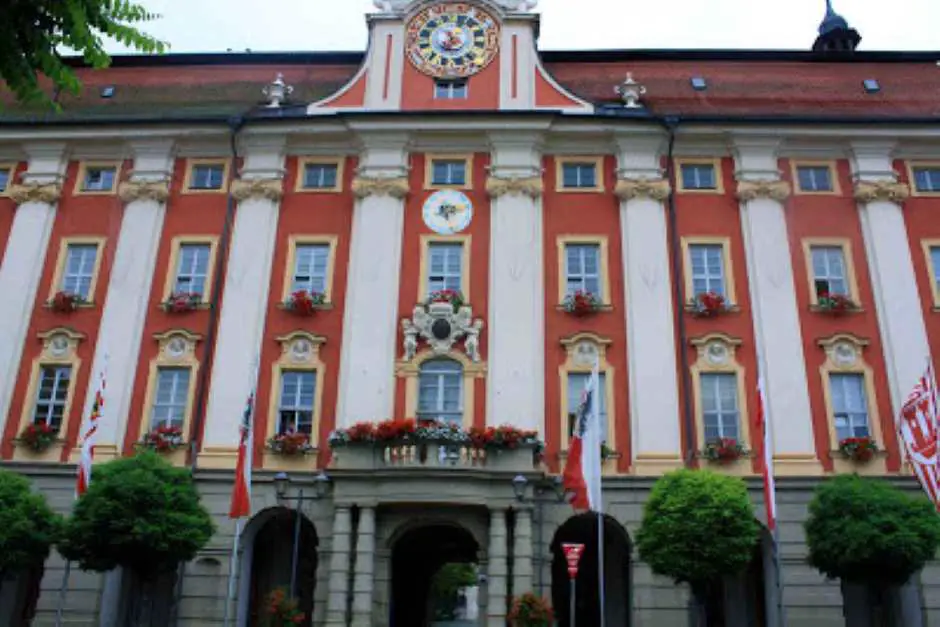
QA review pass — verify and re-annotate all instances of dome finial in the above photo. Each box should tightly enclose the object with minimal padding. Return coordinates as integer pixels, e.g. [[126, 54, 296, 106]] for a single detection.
[[813, 0, 861, 52]]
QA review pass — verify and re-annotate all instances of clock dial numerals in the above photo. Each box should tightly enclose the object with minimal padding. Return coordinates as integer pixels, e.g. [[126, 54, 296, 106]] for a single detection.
[[406, 3, 499, 78]]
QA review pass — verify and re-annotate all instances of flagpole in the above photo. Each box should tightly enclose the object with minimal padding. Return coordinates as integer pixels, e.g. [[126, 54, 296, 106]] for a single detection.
[[53, 561, 72, 627], [597, 510, 605, 627], [771, 527, 786, 627], [222, 519, 243, 627]]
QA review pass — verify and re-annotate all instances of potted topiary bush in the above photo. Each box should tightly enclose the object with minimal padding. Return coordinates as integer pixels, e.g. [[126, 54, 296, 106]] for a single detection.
[[636, 469, 760, 625]]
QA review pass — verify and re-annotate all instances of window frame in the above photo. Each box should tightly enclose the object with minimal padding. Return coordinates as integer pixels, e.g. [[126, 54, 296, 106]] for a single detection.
[[557, 235, 611, 306], [559, 333, 617, 470], [922, 239, 940, 309], [295, 157, 344, 193], [675, 157, 724, 194], [790, 159, 840, 196], [906, 161, 940, 197], [48, 237, 106, 305], [680, 236, 737, 304], [416, 358, 465, 425], [398, 349, 484, 430], [282, 236, 338, 303], [148, 366, 193, 431], [0, 163, 17, 197], [419, 234, 471, 303], [162, 236, 219, 303], [555, 156, 605, 193], [433, 79, 468, 100], [424, 154, 473, 191], [73, 161, 122, 196], [802, 238, 861, 307], [182, 158, 231, 194], [276, 370, 318, 435]]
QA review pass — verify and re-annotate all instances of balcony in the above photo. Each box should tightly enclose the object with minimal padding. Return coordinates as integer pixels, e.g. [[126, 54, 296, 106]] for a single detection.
[[329, 442, 540, 474]]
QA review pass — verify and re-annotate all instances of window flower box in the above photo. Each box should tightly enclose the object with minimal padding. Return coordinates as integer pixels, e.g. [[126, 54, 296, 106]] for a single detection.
[[16, 421, 59, 453], [138, 425, 185, 453], [267, 431, 316, 456], [283, 290, 326, 316], [702, 437, 747, 464], [688, 291, 730, 317], [425, 289, 464, 313], [815, 293, 860, 315], [838, 436, 878, 463], [161, 292, 202, 314], [561, 290, 602, 316], [48, 291, 85, 313]]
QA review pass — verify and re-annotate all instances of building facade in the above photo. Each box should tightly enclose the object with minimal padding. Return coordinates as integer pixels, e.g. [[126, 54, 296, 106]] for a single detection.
[[1, 0, 939, 625]]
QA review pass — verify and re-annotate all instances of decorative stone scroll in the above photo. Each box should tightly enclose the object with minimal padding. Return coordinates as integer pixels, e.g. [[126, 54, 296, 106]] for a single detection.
[[485, 176, 543, 199], [614, 177, 671, 201], [853, 180, 911, 204], [351, 175, 409, 199], [230, 178, 284, 202], [402, 301, 484, 362], [118, 180, 170, 204], [735, 179, 791, 202], [9, 182, 62, 205]]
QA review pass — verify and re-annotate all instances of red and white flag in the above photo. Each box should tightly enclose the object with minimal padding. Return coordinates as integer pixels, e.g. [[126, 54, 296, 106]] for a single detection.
[[562, 360, 603, 512], [756, 378, 777, 531], [228, 391, 255, 519], [897, 362, 939, 511], [76, 364, 107, 497]]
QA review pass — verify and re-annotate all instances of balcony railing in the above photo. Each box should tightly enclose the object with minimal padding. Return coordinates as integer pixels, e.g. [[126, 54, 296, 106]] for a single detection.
[[330, 442, 539, 473]]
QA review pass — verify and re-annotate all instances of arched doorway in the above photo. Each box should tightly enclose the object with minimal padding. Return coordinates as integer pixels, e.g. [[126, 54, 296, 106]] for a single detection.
[[550, 513, 632, 627], [0, 563, 44, 627], [390, 522, 480, 627], [246, 508, 319, 627]]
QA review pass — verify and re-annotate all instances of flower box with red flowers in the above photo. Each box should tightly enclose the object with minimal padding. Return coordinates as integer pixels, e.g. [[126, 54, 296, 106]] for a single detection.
[[838, 436, 878, 462], [425, 289, 465, 313], [263, 588, 305, 627], [161, 292, 202, 314], [47, 290, 86, 313], [139, 424, 185, 453], [17, 421, 59, 453], [267, 431, 316, 456], [689, 291, 730, 317], [815, 293, 859, 315], [283, 290, 326, 316], [702, 437, 747, 464], [561, 290, 602, 316], [508, 592, 553, 627]]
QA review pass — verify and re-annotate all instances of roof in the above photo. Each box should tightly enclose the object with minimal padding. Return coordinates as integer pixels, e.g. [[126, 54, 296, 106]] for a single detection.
[[2, 49, 939, 124]]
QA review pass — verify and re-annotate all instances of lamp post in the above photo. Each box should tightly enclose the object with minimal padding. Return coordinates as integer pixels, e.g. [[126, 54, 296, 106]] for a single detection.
[[274, 471, 331, 599], [511, 474, 567, 597]]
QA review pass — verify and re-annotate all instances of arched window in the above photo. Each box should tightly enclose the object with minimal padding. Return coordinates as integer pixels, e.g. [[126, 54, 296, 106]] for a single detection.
[[417, 359, 463, 424]]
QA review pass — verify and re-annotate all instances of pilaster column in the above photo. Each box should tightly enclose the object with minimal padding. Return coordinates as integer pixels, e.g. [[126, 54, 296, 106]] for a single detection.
[[486, 508, 508, 626], [351, 506, 376, 627], [0, 142, 66, 433], [336, 132, 409, 427], [512, 508, 533, 598], [613, 133, 682, 473], [850, 141, 928, 414], [326, 506, 353, 626], [200, 135, 286, 467], [77, 140, 174, 460], [732, 137, 819, 474], [485, 132, 545, 431]]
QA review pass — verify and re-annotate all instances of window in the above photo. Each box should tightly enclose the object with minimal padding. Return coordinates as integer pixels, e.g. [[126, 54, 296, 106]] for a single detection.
[[417, 360, 463, 424], [302, 162, 339, 190], [0, 167, 10, 193], [566, 372, 608, 443], [278, 371, 316, 435], [61, 243, 99, 299], [431, 160, 467, 187], [688, 243, 726, 297], [564, 243, 601, 298], [81, 166, 116, 192], [188, 163, 225, 191], [679, 162, 717, 190], [291, 244, 330, 296], [561, 162, 597, 190], [700, 373, 739, 441], [434, 80, 467, 100], [830, 373, 870, 441], [427, 242, 463, 294], [796, 165, 833, 193], [810, 245, 849, 297], [912, 166, 940, 193], [173, 244, 211, 296], [150, 367, 191, 429], [930, 245, 940, 298], [32, 365, 71, 430]]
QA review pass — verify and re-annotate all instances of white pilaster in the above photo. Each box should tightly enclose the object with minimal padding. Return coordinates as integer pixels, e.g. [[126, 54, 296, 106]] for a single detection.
[[351, 506, 376, 626], [511, 508, 533, 597], [200, 135, 286, 466], [485, 132, 545, 431], [851, 140, 930, 414], [362, 20, 405, 110], [613, 133, 682, 473], [0, 143, 67, 433], [486, 508, 508, 626], [80, 140, 174, 459], [732, 137, 819, 473], [326, 506, 353, 626], [335, 132, 408, 427]]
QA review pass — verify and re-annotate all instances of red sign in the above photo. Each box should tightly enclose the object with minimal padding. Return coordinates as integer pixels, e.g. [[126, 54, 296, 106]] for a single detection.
[[561, 543, 585, 579]]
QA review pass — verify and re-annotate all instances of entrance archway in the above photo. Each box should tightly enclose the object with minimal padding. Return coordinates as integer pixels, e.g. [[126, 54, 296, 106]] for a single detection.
[[550, 513, 632, 627], [390, 522, 480, 627]]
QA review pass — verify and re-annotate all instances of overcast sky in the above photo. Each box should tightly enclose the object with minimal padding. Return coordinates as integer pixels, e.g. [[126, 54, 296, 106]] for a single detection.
[[114, 0, 938, 54]]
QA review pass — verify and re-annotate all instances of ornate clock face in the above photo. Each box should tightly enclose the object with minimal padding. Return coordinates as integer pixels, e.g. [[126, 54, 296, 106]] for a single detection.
[[406, 3, 500, 79], [423, 190, 473, 235]]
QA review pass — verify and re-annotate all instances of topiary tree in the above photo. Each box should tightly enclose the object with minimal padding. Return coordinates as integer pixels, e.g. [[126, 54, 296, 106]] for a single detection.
[[636, 469, 760, 623], [0, 469, 61, 577]]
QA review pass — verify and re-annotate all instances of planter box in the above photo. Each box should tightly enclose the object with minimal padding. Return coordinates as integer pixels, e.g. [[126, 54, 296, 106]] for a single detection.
[[330, 445, 376, 470], [484, 445, 538, 473]]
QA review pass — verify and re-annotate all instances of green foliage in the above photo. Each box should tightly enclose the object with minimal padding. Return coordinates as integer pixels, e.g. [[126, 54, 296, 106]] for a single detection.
[[59, 451, 215, 579], [0, 469, 61, 575], [430, 562, 477, 619], [636, 469, 760, 590], [805, 474, 940, 586], [0, 0, 167, 106]]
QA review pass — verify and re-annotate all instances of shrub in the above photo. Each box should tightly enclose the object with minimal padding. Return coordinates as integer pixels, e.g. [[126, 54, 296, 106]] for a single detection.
[[0, 469, 61, 575], [805, 474, 940, 586]]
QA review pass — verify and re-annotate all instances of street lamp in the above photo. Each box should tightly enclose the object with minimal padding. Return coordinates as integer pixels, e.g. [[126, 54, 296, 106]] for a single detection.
[[510, 475, 567, 596], [273, 471, 332, 598]]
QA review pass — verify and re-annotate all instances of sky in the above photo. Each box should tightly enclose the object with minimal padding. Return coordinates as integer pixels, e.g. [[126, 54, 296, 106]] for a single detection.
[[113, 0, 939, 55]]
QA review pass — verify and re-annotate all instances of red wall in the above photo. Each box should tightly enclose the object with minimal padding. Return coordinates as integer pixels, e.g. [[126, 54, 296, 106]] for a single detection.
[[400, 60, 500, 110], [0, 163, 26, 262]]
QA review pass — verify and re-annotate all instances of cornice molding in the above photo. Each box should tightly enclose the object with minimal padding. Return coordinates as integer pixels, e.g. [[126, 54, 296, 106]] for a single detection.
[[485, 175, 543, 199], [853, 180, 910, 204], [351, 175, 410, 199], [118, 180, 170, 204], [230, 178, 284, 202], [735, 179, 791, 202], [8, 182, 63, 205], [614, 177, 671, 201]]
